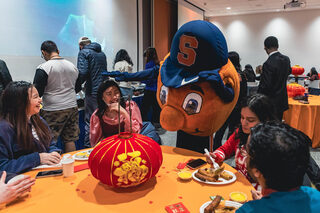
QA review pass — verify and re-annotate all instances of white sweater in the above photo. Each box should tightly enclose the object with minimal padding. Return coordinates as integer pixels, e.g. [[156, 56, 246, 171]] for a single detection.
[[114, 60, 134, 88]]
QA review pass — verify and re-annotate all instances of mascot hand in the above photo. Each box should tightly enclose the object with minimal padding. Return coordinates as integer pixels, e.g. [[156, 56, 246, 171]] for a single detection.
[[199, 70, 234, 103]]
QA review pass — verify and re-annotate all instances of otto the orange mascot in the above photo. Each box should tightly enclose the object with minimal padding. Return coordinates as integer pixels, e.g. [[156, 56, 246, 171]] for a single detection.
[[105, 20, 239, 152]]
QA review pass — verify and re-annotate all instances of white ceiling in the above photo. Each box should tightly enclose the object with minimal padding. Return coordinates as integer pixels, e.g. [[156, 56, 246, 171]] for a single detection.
[[186, 0, 320, 17]]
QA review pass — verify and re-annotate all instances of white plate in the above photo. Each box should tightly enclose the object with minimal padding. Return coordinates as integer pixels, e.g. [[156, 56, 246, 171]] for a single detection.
[[7, 174, 26, 184], [32, 163, 62, 169], [199, 200, 242, 213], [72, 149, 93, 161], [192, 170, 236, 185]]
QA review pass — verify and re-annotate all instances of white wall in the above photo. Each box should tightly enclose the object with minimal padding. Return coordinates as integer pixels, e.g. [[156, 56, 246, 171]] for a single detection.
[[178, 0, 204, 29], [0, 0, 139, 82], [209, 9, 320, 74]]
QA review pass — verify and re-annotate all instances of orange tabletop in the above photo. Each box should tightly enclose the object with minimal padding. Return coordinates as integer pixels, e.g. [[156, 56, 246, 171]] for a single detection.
[[3, 146, 253, 213], [284, 95, 320, 148]]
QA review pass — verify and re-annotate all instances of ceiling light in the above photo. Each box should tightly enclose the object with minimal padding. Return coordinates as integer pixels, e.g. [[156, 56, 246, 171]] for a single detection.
[[226, 7, 231, 10]]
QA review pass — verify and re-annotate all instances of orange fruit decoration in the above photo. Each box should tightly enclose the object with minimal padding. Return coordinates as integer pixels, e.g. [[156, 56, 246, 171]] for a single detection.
[[287, 83, 305, 97], [88, 132, 163, 187]]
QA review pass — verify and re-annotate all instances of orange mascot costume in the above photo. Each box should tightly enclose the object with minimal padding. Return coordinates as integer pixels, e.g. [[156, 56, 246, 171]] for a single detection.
[[156, 20, 239, 152]]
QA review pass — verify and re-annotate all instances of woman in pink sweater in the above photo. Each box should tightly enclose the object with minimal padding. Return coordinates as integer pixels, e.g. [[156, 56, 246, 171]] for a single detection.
[[90, 80, 142, 146]]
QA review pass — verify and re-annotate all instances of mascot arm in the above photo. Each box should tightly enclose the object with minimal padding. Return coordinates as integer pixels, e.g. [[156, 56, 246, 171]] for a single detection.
[[199, 70, 234, 103], [103, 66, 159, 82]]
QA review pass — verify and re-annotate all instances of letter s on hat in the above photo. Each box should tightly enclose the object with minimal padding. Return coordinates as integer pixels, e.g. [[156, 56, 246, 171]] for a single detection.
[[177, 35, 198, 67]]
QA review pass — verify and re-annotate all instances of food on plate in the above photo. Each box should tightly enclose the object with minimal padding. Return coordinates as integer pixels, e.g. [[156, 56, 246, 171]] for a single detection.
[[229, 192, 247, 203], [204, 195, 238, 213], [220, 171, 233, 180], [215, 206, 236, 213], [75, 150, 92, 159], [196, 166, 232, 182], [178, 171, 192, 180], [204, 195, 222, 213], [195, 172, 219, 182]]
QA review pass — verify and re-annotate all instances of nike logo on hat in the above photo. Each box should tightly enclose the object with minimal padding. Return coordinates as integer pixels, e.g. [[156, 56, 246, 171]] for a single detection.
[[181, 76, 199, 86]]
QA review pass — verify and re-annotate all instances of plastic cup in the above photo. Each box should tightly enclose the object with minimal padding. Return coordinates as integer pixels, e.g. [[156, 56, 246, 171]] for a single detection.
[[61, 158, 74, 177]]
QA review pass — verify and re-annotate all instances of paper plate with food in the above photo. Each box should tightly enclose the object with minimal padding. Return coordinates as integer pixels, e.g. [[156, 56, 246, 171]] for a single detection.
[[192, 166, 236, 185], [73, 149, 93, 161], [200, 195, 242, 213]]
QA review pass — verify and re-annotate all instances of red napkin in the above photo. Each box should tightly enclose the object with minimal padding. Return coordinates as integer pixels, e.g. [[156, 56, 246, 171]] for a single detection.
[[177, 159, 193, 170], [165, 202, 190, 213], [74, 163, 89, 172]]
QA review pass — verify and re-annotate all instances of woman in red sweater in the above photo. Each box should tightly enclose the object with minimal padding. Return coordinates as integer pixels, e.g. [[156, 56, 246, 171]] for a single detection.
[[207, 94, 277, 186]]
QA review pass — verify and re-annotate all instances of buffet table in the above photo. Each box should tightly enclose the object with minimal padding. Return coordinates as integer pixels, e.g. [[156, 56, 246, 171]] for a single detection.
[[3, 146, 253, 213], [284, 96, 320, 148]]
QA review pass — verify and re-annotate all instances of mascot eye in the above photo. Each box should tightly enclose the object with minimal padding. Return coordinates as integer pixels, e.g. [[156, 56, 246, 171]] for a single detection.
[[159, 85, 168, 105], [182, 93, 202, 115]]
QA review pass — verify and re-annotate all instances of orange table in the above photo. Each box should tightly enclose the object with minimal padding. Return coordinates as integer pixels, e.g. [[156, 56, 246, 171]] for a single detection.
[[3, 146, 253, 213], [284, 96, 320, 148]]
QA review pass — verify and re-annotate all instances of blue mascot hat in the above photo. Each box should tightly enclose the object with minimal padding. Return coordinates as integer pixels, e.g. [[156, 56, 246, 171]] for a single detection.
[[161, 20, 228, 88]]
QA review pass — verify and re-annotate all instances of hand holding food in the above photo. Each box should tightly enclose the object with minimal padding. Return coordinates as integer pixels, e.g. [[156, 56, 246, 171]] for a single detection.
[[205, 152, 224, 165]]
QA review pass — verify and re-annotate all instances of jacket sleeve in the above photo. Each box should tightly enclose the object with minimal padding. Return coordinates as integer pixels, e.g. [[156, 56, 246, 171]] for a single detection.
[[0, 125, 40, 174], [258, 62, 273, 95], [77, 51, 89, 84], [33, 68, 48, 97], [115, 65, 159, 82], [0, 60, 12, 87], [124, 101, 143, 133], [48, 139, 61, 153], [213, 130, 238, 162], [90, 111, 103, 147]]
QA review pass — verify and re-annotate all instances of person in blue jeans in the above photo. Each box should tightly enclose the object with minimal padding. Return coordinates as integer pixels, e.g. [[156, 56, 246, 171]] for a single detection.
[[237, 122, 320, 213]]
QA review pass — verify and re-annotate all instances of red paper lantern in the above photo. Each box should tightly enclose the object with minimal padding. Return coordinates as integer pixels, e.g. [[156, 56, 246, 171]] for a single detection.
[[88, 132, 163, 188], [287, 83, 305, 97], [291, 65, 304, 76]]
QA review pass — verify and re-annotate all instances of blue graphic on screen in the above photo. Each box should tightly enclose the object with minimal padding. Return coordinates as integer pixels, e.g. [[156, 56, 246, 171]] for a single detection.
[[58, 14, 106, 54]]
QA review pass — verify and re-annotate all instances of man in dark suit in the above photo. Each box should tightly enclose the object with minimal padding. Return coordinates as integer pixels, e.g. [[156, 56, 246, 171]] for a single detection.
[[258, 36, 291, 120]]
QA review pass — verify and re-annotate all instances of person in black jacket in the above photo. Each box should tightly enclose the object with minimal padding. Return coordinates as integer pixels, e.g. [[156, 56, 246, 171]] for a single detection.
[[77, 37, 108, 148], [0, 59, 12, 113], [258, 36, 291, 121]]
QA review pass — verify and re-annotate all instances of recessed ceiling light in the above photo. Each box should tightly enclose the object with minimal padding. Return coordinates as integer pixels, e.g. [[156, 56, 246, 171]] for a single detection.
[[226, 7, 231, 10]]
